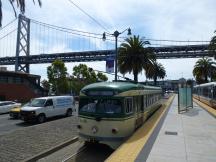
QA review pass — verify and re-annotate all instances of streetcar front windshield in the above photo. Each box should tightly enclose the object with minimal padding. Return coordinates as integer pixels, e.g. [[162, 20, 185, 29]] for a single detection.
[[80, 98, 122, 114]]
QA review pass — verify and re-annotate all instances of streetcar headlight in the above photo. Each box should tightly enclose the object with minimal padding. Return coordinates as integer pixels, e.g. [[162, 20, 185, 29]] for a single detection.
[[92, 126, 98, 134], [112, 128, 118, 134]]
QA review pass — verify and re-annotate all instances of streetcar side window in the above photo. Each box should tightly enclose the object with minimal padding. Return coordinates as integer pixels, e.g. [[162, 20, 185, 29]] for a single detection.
[[135, 96, 142, 112], [203, 87, 208, 98], [213, 86, 216, 99], [146, 95, 149, 107], [209, 86, 213, 99], [125, 98, 133, 114], [141, 96, 144, 111], [149, 95, 152, 105], [143, 95, 146, 109]]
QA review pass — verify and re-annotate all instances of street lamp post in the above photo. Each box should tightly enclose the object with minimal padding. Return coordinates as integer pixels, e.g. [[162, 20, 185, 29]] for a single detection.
[[103, 28, 131, 81]]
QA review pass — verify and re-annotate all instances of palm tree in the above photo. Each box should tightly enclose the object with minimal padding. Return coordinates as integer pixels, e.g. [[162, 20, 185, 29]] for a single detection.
[[118, 35, 155, 82], [209, 30, 216, 59], [0, 0, 42, 27], [146, 60, 166, 85], [193, 57, 216, 83]]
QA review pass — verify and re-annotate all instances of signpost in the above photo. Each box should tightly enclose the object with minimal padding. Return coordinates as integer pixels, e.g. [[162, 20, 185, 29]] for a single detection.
[[106, 58, 114, 73]]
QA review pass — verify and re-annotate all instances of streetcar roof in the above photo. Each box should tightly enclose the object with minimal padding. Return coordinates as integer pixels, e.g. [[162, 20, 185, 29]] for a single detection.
[[194, 82, 216, 88], [81, 81, 161, 93]]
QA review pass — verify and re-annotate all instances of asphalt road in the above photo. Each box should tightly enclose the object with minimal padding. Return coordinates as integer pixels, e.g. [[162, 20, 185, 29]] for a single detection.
[[0, 103, 79, 136], [0, 113, 29, 135]]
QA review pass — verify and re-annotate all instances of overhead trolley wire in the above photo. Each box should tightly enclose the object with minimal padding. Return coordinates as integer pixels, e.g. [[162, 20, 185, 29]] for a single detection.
[[67, 0, 109, 33]]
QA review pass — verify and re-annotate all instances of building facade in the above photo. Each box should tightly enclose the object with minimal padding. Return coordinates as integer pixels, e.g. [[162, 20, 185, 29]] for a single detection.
[[0, 69, 47, 102]]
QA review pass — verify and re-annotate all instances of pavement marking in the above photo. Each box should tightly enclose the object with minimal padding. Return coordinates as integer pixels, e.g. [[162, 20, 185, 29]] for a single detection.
[[105, 95, 175, 162], [193, 98, 216, 118]]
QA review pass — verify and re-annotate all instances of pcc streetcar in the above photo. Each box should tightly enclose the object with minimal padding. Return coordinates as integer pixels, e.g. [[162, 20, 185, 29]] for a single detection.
[[193, 82, 216, 108], [77, 81, 162, 149]]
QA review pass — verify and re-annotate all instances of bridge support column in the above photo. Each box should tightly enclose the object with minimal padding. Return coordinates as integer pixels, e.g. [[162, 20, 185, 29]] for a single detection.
[[15, 14, 30, 73]]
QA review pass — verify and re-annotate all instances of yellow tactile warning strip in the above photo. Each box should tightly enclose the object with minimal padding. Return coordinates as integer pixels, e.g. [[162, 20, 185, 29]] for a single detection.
[[105, 95, 175, 162], [193, 98, 216, 117]]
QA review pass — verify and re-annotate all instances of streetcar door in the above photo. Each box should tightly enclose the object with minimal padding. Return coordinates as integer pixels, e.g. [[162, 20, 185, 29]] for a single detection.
[[124, 97, 133, 115], [133, 96, 143, 128]]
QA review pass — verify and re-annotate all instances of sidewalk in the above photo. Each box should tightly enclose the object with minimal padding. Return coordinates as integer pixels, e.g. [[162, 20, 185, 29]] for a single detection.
[[141, 96, 216, 162]]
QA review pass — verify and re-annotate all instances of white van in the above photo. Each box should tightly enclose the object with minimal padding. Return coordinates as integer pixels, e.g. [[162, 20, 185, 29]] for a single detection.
[[20, 96, 75, 123]]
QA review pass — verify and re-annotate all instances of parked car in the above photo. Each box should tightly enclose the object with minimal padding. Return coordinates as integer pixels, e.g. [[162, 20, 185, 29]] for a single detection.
[[10, 103, 29, 119], [10, 107, 21, 119], [20, 96, 75, 123], [0, 101, 21, 114]]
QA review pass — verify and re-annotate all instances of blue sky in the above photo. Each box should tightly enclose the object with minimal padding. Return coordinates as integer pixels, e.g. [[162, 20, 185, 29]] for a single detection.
[[1, 0, 216, 81]]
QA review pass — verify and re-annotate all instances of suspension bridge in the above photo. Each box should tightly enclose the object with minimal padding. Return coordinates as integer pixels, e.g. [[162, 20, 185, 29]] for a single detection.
[[0, 14, 212, 73]]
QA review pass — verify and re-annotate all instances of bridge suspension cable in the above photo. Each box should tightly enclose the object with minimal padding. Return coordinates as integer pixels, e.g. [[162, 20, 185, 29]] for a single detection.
[[0, 28, 17, 40], [0, 18, 17, 31], [31, 19, 103, 36], [29, 17, 122, 55], [0, 14, 212, 64], [142, 38, 210, 43], [31, 18, 119, 44], [0, 18, 18, 58], [30, 17, 211, 49]]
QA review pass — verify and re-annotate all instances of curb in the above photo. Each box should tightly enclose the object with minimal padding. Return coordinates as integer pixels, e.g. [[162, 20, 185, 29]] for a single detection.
[[135, 95, 175, 162], [193, 98, 216, 118], [23, 137, 79, 162]]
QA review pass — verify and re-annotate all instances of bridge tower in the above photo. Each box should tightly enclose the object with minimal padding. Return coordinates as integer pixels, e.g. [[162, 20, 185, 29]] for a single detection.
[[15, 14, 30, 73]]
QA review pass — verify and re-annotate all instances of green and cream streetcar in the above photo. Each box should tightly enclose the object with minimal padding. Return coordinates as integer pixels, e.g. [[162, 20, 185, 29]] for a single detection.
[[77, 81, 162, 149]]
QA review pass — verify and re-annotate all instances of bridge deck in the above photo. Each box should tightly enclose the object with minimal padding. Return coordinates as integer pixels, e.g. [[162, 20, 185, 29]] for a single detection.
[[0, 44, 213, 65]]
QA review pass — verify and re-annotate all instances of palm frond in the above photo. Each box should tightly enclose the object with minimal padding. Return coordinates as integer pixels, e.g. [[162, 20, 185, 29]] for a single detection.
[[0, 0, 42, 27], [118, 35, 157, 82], [9, 0, 17, 18]]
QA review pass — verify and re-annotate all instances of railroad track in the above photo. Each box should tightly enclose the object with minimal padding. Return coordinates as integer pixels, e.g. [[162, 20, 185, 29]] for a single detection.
[[62, 145, 87, 162], [61, 142, 114, 162]]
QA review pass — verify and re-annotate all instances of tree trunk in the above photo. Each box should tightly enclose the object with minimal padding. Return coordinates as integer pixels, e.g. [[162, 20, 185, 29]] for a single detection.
[[154, 76, 157, 86], [205, 74, 208, 82], [133, 71, 138, 82]]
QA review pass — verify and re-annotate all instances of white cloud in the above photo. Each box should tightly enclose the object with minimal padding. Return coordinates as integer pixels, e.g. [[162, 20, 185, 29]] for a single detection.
[[1, 0, 216, 81]]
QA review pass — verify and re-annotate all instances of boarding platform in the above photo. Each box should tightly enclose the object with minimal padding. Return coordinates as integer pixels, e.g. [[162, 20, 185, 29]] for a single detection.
[[106, 95, 216, 162]]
